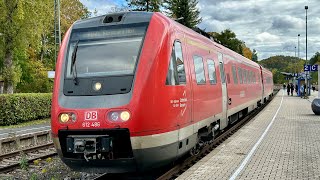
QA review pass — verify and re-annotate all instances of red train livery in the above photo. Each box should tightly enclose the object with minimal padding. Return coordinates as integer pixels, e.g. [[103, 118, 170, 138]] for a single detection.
[[51, 12, 274, 173]]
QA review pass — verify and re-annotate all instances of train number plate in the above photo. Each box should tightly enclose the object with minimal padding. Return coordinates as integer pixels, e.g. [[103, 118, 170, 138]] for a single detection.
[[82, 121, 101, 128]]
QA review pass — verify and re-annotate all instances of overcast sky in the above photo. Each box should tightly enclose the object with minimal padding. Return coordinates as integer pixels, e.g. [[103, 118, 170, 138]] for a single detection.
[[79, 0, 319, 61]]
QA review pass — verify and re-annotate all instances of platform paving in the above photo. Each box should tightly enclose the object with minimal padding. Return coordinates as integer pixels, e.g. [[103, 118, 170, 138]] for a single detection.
[[0, 123, 50, 139], [177, 90, 320, 180]]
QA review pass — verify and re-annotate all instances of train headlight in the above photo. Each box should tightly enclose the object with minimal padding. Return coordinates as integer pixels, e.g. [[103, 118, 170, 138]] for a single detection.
[[110, 112, 119, 121], [59, 113, 77, 123], [107, 110, 131, 122], [60, 113, 69, 123], [120, 111, 130, 121]]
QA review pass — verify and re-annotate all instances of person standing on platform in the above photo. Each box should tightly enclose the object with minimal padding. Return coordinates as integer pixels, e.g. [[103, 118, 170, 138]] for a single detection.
[[300, 84, 305, 98], [287, 83, 290, 96], [312, 84, 316, 92], [290, 83, 294, 96], [295, 84, 298, 94], [283, 83, 286, 90]]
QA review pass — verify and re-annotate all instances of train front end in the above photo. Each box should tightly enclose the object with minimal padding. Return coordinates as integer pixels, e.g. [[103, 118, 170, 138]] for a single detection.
[[51, 12, 156, 173]]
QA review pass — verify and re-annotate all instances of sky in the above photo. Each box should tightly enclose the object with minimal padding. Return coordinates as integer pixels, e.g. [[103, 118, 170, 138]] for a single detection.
[[79, 0, 319, 61]]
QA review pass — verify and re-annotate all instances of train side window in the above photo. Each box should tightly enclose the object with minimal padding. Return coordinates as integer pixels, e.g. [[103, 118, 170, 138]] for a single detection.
[[207, 59, 217, 84], [193, 55, 206, 84], [232, 65, 238, 84], [252, 72, 255, 83], [166, 41, 186, 85], [226, 73, 231, 84], [238, 67, 243, 84], [243, 69, 247, 84]]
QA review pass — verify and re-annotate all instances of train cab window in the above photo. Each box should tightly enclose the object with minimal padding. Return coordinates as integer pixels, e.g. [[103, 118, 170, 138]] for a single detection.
[[253, 73, 256, 83], [207, 59, 217, 84], [232, 65, 238, 84], [166, 41, 186, 85], [193, 56, 206, 84], [238, 67, 243, 84]]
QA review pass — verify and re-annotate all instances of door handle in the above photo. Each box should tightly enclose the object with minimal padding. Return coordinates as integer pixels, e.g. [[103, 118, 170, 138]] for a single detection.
[[228, 98, 232, 105]]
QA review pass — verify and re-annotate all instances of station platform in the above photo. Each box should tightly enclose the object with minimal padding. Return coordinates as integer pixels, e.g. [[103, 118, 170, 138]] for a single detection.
[[177, 90, 320, 180], [0, 122, 50, 139]]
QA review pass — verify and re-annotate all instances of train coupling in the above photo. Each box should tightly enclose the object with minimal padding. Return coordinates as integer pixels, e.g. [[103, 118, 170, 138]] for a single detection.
[[66, 135, 113, 161]]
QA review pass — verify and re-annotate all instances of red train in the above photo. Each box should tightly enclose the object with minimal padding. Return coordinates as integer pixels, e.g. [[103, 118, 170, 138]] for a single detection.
[[51, 12, 274, 173]]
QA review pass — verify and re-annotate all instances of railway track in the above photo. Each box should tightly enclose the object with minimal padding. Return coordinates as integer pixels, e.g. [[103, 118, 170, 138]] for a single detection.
[[0, 130, 56, 174]]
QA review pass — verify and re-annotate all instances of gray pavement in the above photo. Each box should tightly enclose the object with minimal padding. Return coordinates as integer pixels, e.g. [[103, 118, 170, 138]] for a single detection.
[[0, 123, 50, 139], [177, 89, 320, 180]]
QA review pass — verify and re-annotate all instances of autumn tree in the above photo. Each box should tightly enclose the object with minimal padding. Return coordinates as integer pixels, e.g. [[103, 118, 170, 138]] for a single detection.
[[164, 0, 202, 28], [126, 0, 161, 12], [242, 45, 253, 60], [0, 0, 90, 93], [0, 0, 40, 94]]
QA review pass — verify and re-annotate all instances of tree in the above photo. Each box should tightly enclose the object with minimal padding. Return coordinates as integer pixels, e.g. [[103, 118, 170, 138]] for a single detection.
[[252, 49, 258, 62], [164, 0, 202, 28], [309, 52, 320, 65], [0, 0, 36, 94], [127, 0, 161, 12], [209, 29, 243, 55], [242, 45, 253, 60], [0, 0, 90, 94]]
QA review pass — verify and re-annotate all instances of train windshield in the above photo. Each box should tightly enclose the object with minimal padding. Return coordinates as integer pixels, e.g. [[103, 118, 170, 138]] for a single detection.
[[66, 23, 147, 78]]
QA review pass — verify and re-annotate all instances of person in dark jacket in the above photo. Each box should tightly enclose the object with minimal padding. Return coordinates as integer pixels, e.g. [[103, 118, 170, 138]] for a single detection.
[[287, 83, 290, 96], [290, 83, 294, 96]]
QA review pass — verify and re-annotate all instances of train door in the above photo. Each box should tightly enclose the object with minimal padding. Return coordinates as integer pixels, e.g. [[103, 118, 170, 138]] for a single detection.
[[173, 34, 194, 156], [218, 53, 228, 129], [260, 66, 264, 102]]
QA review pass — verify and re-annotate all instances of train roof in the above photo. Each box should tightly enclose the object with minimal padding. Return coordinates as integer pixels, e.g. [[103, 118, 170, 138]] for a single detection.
[[72, 11, 153, 29], [71, 12, 270, 73], [153, 13, 262, 69]]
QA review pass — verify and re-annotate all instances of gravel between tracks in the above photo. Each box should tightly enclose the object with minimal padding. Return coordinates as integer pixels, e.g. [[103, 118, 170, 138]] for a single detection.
[[0, 156, 102, 180]]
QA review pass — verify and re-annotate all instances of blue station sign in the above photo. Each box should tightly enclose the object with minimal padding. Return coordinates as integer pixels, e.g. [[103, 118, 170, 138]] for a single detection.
[[304, 65, 318, 72]]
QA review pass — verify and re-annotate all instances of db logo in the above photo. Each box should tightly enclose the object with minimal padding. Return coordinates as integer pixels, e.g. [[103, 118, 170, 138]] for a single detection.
[[85, 111, 98, 120]]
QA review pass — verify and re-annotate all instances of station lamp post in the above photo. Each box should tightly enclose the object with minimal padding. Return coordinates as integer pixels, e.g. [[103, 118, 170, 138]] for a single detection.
[[298, 34, 300, 59], [305, 5, 309, 96]]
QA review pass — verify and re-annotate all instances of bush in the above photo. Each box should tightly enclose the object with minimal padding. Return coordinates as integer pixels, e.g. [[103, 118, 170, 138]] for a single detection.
[[0, 93, 51, 126]]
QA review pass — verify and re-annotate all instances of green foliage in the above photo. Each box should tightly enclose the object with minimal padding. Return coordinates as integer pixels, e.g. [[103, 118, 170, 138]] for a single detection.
[[259, 55, 305, 84], [0, 0, 90, 93], [19, 152, 28, 170], [164, 0, 202, 28], [309, 52, 320, 65], [30, 173, 38, 180], [252, 49, 258, 62], [0, 93, 51, 125], [209, 29, 244, 55], [127, 0, 161, 12]]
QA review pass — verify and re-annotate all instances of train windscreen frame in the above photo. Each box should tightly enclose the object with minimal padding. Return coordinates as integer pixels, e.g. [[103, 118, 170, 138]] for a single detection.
[[63, 22, 149, 96]]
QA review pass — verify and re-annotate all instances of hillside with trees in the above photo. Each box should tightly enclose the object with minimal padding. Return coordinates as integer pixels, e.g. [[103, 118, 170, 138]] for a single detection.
[[258, 55, 318, 84]]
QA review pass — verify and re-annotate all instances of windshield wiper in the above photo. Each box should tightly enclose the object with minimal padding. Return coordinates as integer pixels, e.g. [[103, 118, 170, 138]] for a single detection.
[[71, 40, 80, 85]]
